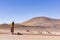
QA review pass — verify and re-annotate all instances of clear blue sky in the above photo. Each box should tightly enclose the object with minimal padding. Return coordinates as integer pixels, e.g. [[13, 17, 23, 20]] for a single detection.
[[0, 0, 60, 24]]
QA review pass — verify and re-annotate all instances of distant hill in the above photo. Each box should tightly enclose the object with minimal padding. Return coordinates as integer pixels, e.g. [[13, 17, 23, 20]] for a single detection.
[[0, 24, 10, 29], [0, 16, 60, 32], [0, 23, 26, 30], [21, 17, 60, 30]]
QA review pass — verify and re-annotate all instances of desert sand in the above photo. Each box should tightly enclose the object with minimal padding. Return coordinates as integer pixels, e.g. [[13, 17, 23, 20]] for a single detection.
[[0, 34, 60, 40]]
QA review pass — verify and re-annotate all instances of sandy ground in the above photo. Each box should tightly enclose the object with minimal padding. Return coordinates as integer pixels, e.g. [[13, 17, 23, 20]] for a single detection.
[[0, 29, 60, 40], [0, 34, 60, 40]]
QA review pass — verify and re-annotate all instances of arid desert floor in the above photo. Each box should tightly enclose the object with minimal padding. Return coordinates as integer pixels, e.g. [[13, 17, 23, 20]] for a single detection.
[[0, 34, 60, 40]]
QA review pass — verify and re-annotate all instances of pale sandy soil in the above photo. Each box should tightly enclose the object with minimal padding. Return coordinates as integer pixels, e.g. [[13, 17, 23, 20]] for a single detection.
[[0, 34, 60, 40], [0, 29, 60, 40]]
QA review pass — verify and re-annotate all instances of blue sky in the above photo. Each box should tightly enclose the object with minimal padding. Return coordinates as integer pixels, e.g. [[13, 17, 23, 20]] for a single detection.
[[0, 0, 60, 24]]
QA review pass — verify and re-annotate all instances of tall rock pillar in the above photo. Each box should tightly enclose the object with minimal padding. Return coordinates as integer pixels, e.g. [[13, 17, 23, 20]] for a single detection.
[[11, 21, 14, 34]]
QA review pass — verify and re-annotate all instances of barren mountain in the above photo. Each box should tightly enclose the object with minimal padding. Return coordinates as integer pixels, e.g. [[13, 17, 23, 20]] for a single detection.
[[21, 17, 60, 29], [0, 16, 60, 31]]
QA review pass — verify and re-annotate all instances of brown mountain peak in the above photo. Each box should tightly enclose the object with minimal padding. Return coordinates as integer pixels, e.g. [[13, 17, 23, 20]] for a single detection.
[[21, 16, 60, 27]]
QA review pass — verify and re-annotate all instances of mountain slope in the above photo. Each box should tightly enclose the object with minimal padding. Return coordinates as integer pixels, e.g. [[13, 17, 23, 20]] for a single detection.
[[21, 17, 60, 29]]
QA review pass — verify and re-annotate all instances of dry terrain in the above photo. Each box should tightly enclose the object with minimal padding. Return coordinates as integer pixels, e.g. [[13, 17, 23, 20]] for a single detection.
[[0, 17, 60, 40], [0, 34, 60, 40]]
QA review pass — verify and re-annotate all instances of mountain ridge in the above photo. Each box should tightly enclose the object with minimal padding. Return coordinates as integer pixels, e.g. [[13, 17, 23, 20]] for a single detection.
[[21, 16, 60, 27], [0, 16, 60, 30]]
